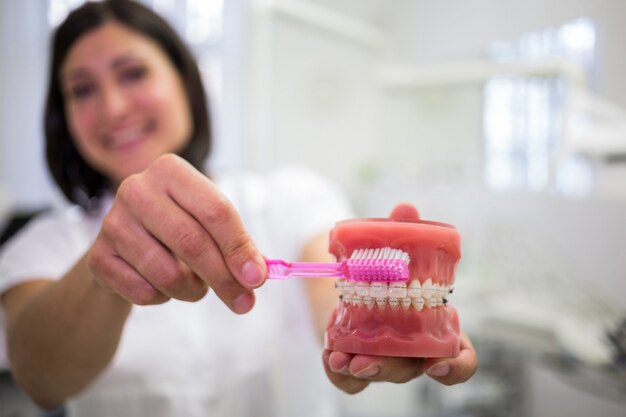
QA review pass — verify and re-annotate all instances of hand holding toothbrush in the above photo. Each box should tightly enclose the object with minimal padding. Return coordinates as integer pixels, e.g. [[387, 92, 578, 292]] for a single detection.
[[89, 155, 268, 313]]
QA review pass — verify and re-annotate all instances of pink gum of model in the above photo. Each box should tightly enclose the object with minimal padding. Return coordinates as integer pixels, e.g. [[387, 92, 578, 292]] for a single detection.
[[324, 204, 462, 358]]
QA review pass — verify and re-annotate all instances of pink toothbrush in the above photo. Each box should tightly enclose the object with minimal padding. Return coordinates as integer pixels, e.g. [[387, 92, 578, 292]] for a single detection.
[[266, 247, 410, 282]]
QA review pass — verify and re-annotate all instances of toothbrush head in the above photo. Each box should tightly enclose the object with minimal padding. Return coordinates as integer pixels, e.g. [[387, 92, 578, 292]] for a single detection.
[[343, 247, 410, 282]]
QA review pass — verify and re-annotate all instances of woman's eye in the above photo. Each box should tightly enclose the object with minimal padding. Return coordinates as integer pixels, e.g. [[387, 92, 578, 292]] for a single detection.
[[120, 66, 147, 83], [68, 83, 95, 100]]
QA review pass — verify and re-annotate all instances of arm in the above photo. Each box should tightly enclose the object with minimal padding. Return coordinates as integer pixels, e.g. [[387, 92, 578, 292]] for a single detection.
[[300, 231, 337, 341], [3, 257, 131, 409], [3, 154, 267, 408]]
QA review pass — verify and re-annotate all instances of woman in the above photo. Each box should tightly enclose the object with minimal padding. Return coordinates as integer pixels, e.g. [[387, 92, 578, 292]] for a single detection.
[[0, 1, 477, 416]]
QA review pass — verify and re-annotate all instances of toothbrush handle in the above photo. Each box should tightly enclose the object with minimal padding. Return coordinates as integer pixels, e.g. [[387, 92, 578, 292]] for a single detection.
[[265, 259, 344, 279]]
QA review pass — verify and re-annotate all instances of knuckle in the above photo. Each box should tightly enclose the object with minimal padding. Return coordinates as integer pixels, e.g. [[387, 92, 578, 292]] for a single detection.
[[131, 283, 168, 306], [201, 196, 233, 226], [221, 232, 254, 260], [173, 227, 208, 261], [149, 153, 181, 174], [87, 239, 110, 276], [116, 174, 144, 203], [100, 212, 125, 240], [153, 267, 184, 296], [184, 285, 209, 302]]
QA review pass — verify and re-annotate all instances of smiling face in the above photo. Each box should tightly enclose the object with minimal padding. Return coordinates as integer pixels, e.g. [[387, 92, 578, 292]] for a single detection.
[[61, 21, 192, 186]]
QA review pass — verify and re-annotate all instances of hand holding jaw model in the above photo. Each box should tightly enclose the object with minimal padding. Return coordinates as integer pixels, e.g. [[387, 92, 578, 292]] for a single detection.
[[322, 203, 477, 394]]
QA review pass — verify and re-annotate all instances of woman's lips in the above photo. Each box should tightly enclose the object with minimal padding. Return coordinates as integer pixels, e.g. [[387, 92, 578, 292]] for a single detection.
[[105, 120, 155, 151]]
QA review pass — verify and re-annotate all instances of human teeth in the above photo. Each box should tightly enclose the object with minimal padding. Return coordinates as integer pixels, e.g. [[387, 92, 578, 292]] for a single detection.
[[111, 126, 144, 145], [375, 297, 386, 309], [388, 297, 400, 309], [401, 297, 412, 310], [352, 295, 363, 306], [388, 282, 407, 298], [422, 278, 434, 299], [412, 297, 424, 311], [363, 296, 374, 310], [407, 279, 421, 298], [369, 282, 388, 298], [343, 294, 353, 304], [355, 282, 369, 296]]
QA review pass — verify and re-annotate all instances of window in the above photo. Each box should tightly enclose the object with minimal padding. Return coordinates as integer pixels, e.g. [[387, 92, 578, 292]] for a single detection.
[[483, 18, 596, 196]]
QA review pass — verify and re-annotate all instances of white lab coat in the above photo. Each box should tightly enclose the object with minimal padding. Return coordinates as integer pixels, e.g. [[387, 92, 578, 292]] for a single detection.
[[0, 166, 353, 417]]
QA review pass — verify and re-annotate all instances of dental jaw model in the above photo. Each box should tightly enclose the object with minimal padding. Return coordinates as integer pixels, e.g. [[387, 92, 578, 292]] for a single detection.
[[325, 207, 461, 358]]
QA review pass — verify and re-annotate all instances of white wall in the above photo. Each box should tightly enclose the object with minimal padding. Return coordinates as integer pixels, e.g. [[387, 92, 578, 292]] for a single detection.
[[0, 2, 55, 211], [389, 0, 626, 108]]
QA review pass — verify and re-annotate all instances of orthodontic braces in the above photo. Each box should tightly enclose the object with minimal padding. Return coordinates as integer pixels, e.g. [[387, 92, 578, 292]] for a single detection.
[[336, 279, 454, 310]]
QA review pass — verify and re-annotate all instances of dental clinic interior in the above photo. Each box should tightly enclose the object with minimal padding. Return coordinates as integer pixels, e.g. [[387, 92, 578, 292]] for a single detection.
[[1, 1, 625, 417]]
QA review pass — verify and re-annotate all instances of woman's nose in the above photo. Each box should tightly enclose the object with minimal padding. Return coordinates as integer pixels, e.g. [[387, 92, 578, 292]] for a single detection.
[[98, 84, 130, 121]]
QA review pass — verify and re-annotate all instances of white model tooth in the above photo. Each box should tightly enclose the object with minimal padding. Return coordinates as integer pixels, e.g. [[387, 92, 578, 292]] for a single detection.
[[375, 297, 386, 309], [407, 279, 421, 298], [355, 281, 369, 296], [342, 294, 353, 304], [343, 281, 356, 296], [438, 284, 448, 301], [363, 296, 375, 310], [335, 279, 344, 292], [388, 297, 400, 309], [352, 295, 363, 306], [425, 296, 437, 309], [412, 297, 424, 311], [422, 278, 434, 299], [433, 284, 442, 301], [401, 297, 412, 310], [388, 282, 407, 298], [369, 282, 388, 298]]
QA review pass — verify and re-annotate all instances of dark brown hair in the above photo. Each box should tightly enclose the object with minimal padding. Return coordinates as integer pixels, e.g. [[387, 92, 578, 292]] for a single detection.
[[45, 0, 211, 209]]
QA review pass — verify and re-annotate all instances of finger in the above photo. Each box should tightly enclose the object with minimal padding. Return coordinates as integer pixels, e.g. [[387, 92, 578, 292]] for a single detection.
[[88, 238, 169, 305], [346, 354, 425, 383], [424, 332, 478, 385], [327, 351, 353, 375], [117, 176, 253, 313], [389, 203, 420, 221], [322, 350, 370, 394], [102, 204, 208, 302], [148, 155, 267, 289]]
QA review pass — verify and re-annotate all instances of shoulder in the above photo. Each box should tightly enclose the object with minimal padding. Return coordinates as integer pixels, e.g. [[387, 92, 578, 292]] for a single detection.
[[0, 204, 97, 294], [215, 165, 353, 213]]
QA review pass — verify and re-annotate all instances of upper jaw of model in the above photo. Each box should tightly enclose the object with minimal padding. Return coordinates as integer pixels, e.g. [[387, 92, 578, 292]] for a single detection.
[[325, 209, 462, 358]]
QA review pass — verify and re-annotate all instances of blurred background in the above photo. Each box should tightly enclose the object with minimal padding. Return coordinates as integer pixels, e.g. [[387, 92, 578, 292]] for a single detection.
[[1, 1, 625, 416]]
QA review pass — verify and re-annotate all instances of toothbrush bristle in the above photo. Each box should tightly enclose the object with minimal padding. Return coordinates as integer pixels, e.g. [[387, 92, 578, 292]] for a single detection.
[[344, 247, 410, 282]]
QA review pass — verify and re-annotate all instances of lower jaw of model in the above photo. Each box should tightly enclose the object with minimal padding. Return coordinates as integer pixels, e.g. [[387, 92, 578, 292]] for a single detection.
[[324, 218, 461, 358]]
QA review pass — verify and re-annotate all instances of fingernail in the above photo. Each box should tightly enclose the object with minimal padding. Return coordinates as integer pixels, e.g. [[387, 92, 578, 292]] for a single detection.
[[355, 365, 379, 378], [232, 292, 254, 314], [242, 260, 264, 287], [329, 355, 350, 373], [426, 361, 450, 378]]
